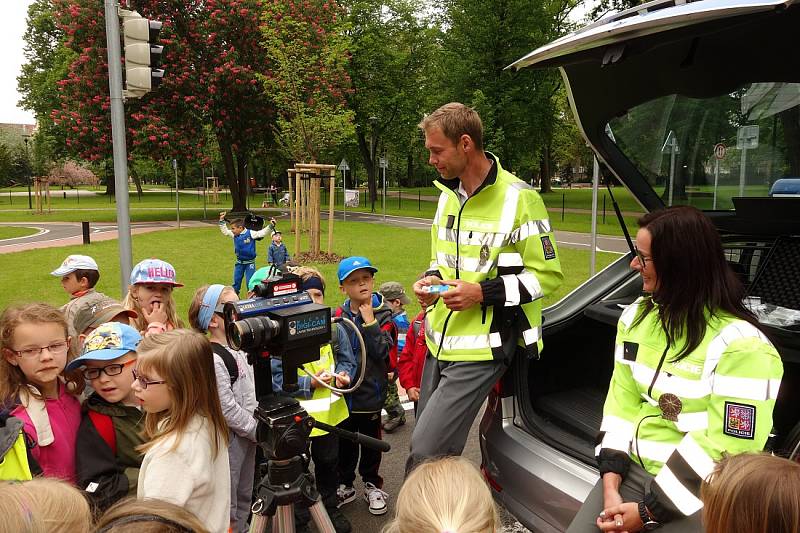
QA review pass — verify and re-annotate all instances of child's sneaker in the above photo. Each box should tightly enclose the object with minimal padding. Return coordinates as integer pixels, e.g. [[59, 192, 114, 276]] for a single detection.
[[363, 482, 389, 515], [337, 484, 356, 508]]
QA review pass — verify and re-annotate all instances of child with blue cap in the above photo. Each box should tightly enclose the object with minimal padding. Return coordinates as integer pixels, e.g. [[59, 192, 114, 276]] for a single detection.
[[334, 256, 397, 516], [123, 258, 184, 335], [188, 283, 257, 533], [69, 322, 145, 512]]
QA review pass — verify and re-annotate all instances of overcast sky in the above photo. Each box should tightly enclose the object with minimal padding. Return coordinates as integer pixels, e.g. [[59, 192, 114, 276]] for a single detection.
[[0, 1, 597, 127], [1, 0, 35, 124]]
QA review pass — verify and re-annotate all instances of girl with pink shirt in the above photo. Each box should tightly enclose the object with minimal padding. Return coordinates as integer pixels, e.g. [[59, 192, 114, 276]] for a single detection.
[[0, 303, 84, 483]]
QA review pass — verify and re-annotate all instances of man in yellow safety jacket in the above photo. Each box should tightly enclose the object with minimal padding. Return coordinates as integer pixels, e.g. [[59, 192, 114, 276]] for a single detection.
[[407, 102, 563, 472]]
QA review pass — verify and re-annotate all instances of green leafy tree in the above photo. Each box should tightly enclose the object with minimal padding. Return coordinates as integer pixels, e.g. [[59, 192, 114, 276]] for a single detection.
[[261, 0, 354, 163]]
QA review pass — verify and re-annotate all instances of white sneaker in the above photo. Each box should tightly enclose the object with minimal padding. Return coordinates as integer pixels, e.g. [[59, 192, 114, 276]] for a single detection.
[[363, 482, 389, 515], [337, 484, 356, 508]]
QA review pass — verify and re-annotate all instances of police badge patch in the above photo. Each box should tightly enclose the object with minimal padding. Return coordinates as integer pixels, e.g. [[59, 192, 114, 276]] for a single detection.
[[541, 236, 556, 260], [724, 401, 756, 439]]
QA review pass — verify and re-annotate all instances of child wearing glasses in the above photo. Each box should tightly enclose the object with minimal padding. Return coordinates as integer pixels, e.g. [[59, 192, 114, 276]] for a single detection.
[[188, 284, 257, 533], [133, 329, 231, 533], [67, 322, 144, 512], [0, 303, 85, 482]]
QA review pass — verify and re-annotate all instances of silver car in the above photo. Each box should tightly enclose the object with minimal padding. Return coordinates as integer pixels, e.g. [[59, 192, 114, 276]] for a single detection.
[[479, 1, 800, 531]]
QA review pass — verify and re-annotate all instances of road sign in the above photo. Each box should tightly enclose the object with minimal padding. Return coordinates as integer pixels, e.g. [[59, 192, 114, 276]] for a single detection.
[[661, 130, 680, 154], [172, 158, 177, 170], [737, 125, 759, 150], [338, 158, 349, 171], [714, 143, 726, 160], [379, 156, 388, 169]]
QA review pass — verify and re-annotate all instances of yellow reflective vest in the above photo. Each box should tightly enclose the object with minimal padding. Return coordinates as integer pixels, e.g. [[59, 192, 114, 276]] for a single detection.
[[300, 344, 349, 437], [598, 297, 783, 519], [0, 416, 34, 481], [425, 154, 563, 362]]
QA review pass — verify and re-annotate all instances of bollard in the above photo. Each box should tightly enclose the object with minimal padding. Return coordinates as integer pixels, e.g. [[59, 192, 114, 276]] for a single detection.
[[562, 193, 565, 222], [418, 189, 421, 211], [63, 191, 67, 199], [82, 221, 91, 245], [398, 190, 401, 209]]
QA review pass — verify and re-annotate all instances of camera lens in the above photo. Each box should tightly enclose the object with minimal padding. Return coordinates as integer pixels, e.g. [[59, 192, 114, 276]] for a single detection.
[[227, 316, 280, 351]]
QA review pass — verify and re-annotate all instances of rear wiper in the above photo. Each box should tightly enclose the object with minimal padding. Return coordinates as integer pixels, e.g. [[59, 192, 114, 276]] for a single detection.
[[604, 177, 636, 259]]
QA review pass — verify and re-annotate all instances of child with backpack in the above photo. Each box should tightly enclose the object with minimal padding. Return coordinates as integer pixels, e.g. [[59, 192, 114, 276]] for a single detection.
[[68, 322, 144, 512], [189, 284, 257, 533], [0, 303, 84, 483], [335, 256, 397, 516], [133, 329, 231, 533]]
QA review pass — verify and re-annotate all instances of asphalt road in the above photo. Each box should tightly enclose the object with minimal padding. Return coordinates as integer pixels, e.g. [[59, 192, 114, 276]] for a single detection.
[[0, 212, 630, 255]]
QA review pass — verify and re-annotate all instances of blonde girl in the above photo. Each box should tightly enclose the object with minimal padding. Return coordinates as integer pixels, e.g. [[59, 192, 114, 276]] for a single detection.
[[702, 453, 800, 533], [94, 497, 210, 533], [123, 258, 184, 334], [383, 456, 499, 533], [0, 478, 92, 533], [0, 303, 84, 482], [133, 329, 231, 533]]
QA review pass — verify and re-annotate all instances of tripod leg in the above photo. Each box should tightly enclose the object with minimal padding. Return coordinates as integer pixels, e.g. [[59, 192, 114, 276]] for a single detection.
[[308, 500, 336, 533], [275, 504, 296, 533], [249, 511, 269, 533]]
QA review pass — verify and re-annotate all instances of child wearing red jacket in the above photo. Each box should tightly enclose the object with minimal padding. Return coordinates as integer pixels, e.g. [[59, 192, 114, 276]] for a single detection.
[[397, 309, 427, 416]]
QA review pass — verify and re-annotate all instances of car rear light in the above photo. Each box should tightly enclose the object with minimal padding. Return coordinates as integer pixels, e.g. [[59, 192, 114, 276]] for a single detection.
[[481, 464, 503, 493]]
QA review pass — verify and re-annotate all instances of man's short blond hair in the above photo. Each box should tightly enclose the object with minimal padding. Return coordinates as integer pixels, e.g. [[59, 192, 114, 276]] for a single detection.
[[418, 102, 484, 152]]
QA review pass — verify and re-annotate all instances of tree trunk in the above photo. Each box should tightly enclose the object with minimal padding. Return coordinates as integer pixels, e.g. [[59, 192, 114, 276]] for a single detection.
[[539, 144, 553, 194], [128, 161, 143, 198], [103, 159, 115, 196], [781, 107, 800, 176], [406, 151, 413, 187], [218, 136, 248, 213]]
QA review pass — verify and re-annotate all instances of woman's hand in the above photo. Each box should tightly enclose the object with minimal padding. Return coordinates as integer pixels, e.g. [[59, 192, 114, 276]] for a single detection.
[[596, 502, 643, 533]]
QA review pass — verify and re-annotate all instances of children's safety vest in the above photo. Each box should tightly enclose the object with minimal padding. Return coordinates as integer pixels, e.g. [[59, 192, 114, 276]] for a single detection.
[[0, 416, 34, 481], [300, 344, 349, 437]]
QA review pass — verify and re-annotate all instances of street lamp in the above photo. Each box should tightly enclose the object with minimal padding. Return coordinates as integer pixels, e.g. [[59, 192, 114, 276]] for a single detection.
[[368, 116, 378, 213], [23, 136, 32, 209]]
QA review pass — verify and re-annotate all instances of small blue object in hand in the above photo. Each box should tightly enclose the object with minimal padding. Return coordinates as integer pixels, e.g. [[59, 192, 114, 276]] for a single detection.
[[423, 285, 451, 294]]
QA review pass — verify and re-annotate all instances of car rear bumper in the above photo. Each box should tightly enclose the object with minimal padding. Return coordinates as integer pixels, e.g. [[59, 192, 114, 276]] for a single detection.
[[479, 394, 599, 532]]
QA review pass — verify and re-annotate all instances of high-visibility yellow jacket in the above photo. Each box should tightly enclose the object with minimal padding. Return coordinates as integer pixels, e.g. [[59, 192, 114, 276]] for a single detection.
[[299, 344, 349, 438], [0, 415, 35, 481], [424, 154, 563, 362], [598, 297, 783, 520]]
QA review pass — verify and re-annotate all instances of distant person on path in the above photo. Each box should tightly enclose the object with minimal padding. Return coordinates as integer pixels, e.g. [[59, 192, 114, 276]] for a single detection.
[[407, 102, 563, 472]]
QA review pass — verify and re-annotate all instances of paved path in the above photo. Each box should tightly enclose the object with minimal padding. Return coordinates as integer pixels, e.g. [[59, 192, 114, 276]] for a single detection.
[[0, 211, 630, 255]]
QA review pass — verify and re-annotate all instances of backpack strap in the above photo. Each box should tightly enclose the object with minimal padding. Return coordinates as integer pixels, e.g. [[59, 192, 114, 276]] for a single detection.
[[211, 342, 239, 386], [88, 411, 116, 455]]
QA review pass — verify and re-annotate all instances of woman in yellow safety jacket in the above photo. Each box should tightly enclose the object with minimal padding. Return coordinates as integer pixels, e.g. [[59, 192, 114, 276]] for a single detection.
[[568, 206, 783, 533]]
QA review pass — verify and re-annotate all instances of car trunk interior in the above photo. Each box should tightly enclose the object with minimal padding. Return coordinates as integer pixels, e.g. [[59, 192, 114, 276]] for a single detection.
[[514, 3, 800, 465]]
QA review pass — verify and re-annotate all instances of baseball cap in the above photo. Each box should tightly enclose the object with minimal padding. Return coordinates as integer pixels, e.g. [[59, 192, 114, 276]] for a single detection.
[[73, 296, 138, 336], [337, 256, 378, 283], [51, 255, 99, 277], [66, 322, 142, 371], [378, 281, 411, 305], [129, 258, 183, 287]]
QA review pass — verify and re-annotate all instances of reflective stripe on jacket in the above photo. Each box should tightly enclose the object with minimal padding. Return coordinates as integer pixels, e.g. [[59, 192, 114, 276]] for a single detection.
[[424, 154, 563, 362], [598, 297, 783, 520]]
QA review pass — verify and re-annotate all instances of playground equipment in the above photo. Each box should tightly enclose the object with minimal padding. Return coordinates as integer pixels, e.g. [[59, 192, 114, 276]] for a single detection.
[[287, 163, 336, 257]]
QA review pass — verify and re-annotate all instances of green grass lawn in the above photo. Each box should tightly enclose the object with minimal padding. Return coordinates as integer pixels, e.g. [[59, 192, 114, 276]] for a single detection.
[[0, 220, 620, 320], [0, 226, 39, 240]]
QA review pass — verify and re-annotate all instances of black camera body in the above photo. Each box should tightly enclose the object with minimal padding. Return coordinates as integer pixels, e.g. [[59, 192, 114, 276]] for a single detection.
[[223, 272, 331, 392]]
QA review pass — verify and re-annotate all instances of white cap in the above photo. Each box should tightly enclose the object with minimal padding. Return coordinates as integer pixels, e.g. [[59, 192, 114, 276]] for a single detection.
[[51, 255, 99, 276]]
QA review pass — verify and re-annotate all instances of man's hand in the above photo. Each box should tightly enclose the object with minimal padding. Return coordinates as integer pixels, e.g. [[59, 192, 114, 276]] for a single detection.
[[407, 387, 420, 402], [270, 217, 277, 227], [440, 279, 483, 311], [219, 211, 227, 221], [597, 502, 642, 533], [359, 302, 375, 324], [413, 276, 442, 308], [143, 302, 169, 325]]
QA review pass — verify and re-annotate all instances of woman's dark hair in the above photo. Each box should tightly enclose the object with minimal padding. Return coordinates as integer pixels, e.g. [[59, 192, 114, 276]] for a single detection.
[[632, 206, 759, 360]]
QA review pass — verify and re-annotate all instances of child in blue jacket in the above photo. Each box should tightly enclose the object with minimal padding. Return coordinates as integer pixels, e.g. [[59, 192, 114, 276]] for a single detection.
[[219, 212, 274, 295]]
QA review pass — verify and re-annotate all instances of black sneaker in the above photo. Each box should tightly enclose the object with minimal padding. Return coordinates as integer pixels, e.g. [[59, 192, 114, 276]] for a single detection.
[[328, 507, 353, 533]]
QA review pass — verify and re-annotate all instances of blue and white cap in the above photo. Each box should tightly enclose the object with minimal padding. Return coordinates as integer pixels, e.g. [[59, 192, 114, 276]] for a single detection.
[[337, 256, 378, 283], [129, 258, 183, 287], [66, 322, 142, 370]]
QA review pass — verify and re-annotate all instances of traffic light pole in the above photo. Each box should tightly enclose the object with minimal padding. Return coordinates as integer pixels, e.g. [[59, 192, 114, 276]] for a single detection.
[[105, 0, 133, 298]]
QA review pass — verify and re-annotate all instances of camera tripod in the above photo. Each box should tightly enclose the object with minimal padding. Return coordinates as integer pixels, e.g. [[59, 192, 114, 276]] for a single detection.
[[247, 396, 390, 533]]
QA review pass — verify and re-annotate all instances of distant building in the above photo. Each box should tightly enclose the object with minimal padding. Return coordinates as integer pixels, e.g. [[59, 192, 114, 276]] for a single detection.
[[0, 123, 38, 142]]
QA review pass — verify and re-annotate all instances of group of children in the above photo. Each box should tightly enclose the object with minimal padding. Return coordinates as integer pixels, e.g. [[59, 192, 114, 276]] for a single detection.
[[0, 245, 429, 533]]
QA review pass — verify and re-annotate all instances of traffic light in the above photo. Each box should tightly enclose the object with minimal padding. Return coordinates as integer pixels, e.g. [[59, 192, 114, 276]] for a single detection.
[[120, 9, 164, 98]]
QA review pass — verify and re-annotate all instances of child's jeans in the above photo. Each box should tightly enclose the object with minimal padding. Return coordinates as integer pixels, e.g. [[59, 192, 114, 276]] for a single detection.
[[233, 262, 256, 294]]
